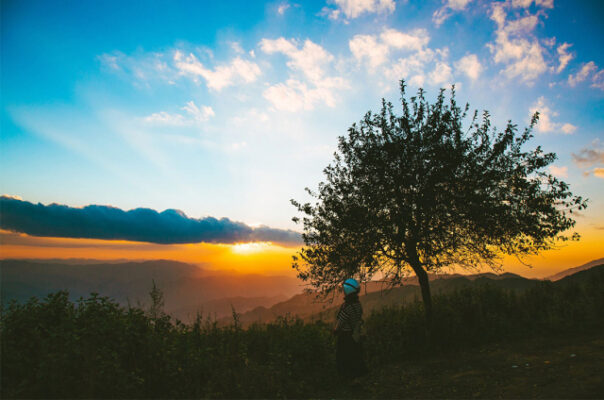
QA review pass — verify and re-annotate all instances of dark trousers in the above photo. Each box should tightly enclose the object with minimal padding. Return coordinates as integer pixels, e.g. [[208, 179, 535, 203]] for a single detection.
[[336, 331, 368, 380]]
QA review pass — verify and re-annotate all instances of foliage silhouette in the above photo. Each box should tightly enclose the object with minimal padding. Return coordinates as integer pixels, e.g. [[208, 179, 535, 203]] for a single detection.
[[1, 267, 602, 398], [291, 80, 587, 325]]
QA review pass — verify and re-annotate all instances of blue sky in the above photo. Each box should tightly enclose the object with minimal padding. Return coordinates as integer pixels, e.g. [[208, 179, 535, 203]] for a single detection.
[[2, 0, 603, 236]]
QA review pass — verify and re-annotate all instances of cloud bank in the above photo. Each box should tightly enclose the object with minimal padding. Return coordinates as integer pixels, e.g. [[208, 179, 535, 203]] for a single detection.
[[0, 197, 302, 246]]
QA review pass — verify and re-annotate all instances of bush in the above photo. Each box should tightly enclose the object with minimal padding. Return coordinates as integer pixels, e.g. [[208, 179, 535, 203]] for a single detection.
[[364, 272, 604, 365], [1, 292, 335, 399], [2, 269, 602, 398]]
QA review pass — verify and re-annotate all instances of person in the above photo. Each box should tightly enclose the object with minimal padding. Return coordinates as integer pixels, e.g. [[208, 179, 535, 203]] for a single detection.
[[334, 278, 368, 380]]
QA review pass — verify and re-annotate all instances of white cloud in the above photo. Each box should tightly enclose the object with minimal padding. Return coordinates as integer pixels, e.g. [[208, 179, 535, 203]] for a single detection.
[[143, 101, 214, 126], [446, 0, 472, 11], [349, 34, 390, 69], [432, 9, 449, 27], [432, 0, 472, 27], [487, 3, 548, 83], [556, 43, 573, 73], [568, 61, 604, 90], [380, 28, 430, 52], [182, 101, 215, 122], [173, 51, 261, 91], [384, 48, 439, 87], [529, 97, 555, 132], [568, 61, 596, 86], [263, 77, 347, 112], [447, 0, 473, 9], [548, 165, 568, 178], [277, 3, 290, 15], [261, 37, 296, 54], [263, 80, 314, 112], [328, 0, 395, 20], [454, 54, 482, 80], [511, 0, 553, 8], [560, 123, 577, 134], [593, 168, 604, 179], [350, 28, 430, 71], [350, 28, 453, 89], [529, 97, 576, 134], [260, 38, 347, 111], [429, 61, 453, 85], [260, 38, 334, 83], [592, 70, 604, 90], [325, 8, 341, 20], [504, 14, 539, 35]]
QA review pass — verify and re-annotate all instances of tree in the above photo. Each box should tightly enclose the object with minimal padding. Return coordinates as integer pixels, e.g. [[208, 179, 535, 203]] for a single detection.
[[291, 81, 587, 326]]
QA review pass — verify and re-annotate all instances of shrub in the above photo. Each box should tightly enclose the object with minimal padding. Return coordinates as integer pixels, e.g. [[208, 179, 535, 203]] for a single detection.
[[1, 269, 602, 398]]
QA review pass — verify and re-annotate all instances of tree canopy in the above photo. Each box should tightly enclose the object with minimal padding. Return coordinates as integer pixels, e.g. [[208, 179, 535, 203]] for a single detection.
[[291, 81, 587, 320]]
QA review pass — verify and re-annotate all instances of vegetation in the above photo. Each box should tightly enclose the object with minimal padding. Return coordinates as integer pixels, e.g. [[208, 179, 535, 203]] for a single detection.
[[2, 266, 603, 399], [291, 81, 587, 323]]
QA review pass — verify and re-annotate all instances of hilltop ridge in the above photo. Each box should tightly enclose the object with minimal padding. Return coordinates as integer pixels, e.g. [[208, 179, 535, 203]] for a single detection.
[[544, 258, 604, 281], [223, 261, 604, 327]]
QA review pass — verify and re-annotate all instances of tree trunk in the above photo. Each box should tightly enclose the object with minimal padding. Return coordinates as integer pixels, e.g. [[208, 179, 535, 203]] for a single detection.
[[406, 242, 433, 337], [411, 263, 432, 327]]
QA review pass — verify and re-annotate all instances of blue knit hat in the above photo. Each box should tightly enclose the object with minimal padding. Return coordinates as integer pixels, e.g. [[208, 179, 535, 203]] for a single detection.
[[343, 278, 360, 295]]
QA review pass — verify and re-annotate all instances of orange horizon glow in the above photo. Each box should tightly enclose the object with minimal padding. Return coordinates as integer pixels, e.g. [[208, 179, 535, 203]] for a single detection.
[[0, 230, 299, 276], [0, 228, 602, 279]]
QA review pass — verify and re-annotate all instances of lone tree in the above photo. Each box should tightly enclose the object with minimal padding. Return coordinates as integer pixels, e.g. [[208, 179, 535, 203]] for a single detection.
[[291, 81, 587, 324]]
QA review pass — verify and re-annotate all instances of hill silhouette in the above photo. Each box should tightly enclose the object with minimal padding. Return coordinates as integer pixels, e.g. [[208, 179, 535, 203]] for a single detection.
[[224, 262, 604, 327]]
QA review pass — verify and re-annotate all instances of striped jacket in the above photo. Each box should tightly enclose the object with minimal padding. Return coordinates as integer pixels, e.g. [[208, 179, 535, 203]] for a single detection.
[[336, 297, 363, 333]]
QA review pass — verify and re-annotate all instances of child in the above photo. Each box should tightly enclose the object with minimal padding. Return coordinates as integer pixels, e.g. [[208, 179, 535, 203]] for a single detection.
[[334, 278, 368, 380]]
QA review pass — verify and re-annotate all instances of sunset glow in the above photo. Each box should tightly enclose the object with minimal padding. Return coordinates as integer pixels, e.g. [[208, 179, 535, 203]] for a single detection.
[[1, 226, 601, 279], [0, 230, 298, 276]]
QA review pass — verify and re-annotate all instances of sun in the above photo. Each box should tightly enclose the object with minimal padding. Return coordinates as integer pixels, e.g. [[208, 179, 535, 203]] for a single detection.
[[231, 242, 271, 254]]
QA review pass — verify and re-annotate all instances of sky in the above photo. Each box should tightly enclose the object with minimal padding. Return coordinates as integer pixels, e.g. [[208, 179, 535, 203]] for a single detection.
[[1, 0, 603, 278]]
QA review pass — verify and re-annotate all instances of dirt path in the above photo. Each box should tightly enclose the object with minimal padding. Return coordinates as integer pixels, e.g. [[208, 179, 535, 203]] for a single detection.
[[321, 334, 604, 399]]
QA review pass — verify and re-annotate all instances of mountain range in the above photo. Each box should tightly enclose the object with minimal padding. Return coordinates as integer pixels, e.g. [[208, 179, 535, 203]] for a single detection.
[[544, 257, 604, 281], [218, 262, 604, 327], [0, 259, 301, 322], [1, 257, 602, 324]]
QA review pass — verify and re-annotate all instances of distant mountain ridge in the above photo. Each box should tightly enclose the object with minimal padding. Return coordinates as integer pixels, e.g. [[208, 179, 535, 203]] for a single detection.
[[219, 273, 544, 327], [222, 260, 604, 327], [544, 258, 604, 281], [0, 259, 302, 321], [2, 257, 602, 325]]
